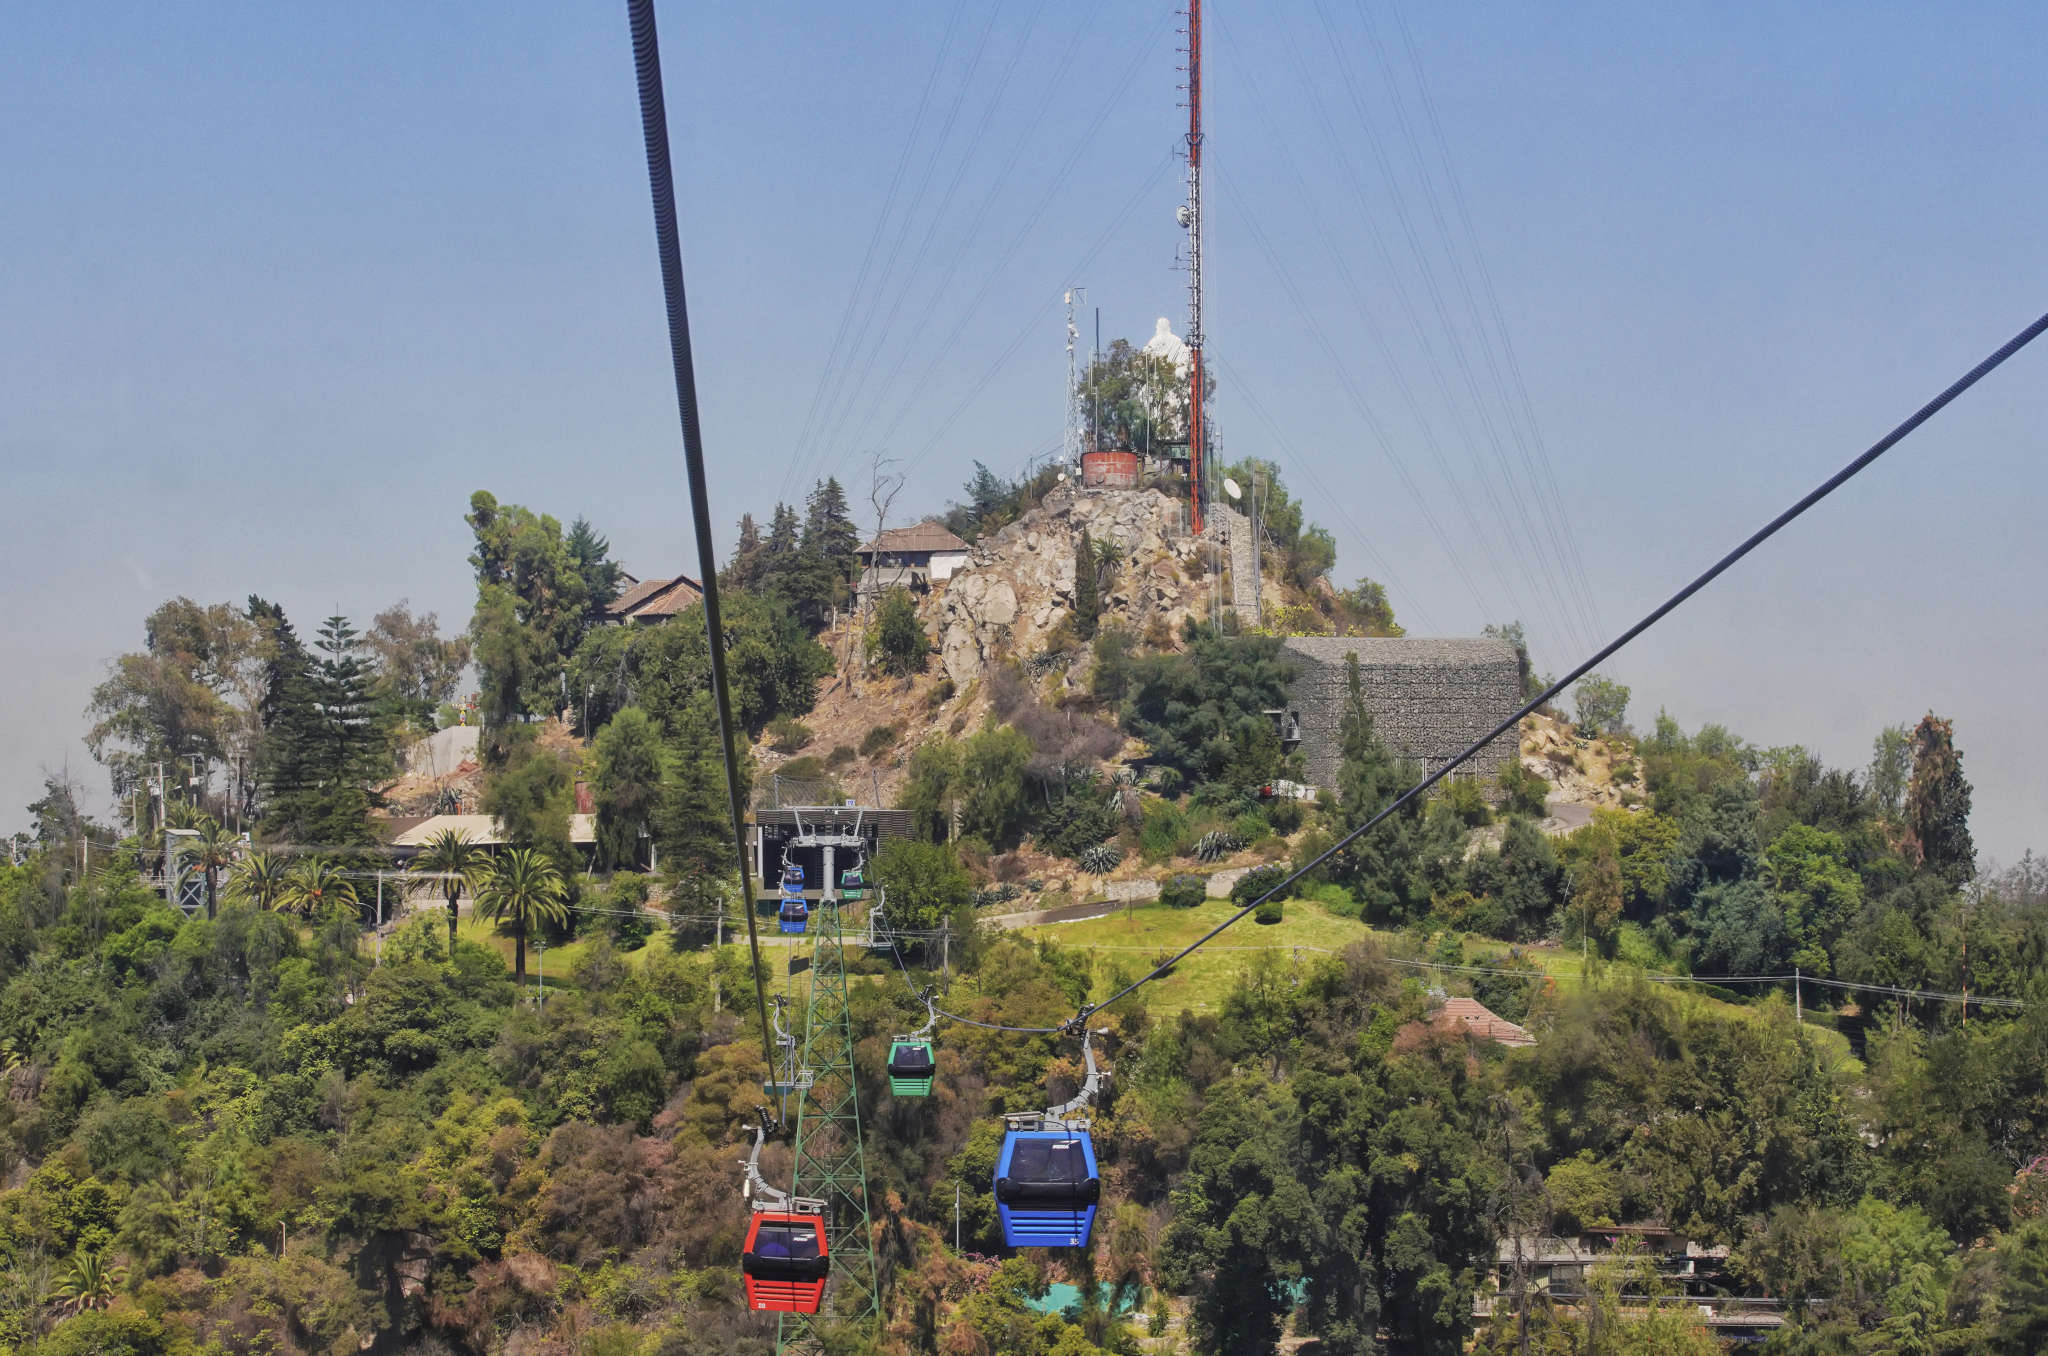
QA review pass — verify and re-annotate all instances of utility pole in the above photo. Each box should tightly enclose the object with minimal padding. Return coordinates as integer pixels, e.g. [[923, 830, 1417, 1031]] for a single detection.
[[940, 917, 951, 996], [1794, 966, 1801, 1027], [1180, 0, 1206, 537], [1092, 307, 1102, 456]]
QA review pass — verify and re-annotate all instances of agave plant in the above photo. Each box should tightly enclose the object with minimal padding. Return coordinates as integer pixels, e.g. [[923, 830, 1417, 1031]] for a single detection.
[[50, 1244, 123, 1313], [1194, 830, 1245, 863], [1078, 842, 1124, 874]]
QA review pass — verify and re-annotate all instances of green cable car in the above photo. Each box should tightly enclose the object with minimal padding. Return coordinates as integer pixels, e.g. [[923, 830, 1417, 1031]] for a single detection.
[[887, 1037, 936, 1097], [839, 863, 867, 901]]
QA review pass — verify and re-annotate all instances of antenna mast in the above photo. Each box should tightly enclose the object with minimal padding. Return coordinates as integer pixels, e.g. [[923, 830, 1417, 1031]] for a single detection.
[[1063, 287, 1085, 475], [1182, 0, 1206, 535]]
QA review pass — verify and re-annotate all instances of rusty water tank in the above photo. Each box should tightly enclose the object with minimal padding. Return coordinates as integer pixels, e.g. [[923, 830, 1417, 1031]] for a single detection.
[[1080, 450, 1140, 488]]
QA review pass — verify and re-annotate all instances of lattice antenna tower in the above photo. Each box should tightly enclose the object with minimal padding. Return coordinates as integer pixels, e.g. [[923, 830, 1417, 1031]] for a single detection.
[[777, 811, 879, 1353], [1178, 0, 1207, 537]]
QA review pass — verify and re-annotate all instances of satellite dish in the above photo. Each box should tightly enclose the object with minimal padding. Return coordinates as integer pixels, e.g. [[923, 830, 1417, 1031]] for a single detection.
[[1176, 204, 1193, 228], [1223, 477, 1243, 500]]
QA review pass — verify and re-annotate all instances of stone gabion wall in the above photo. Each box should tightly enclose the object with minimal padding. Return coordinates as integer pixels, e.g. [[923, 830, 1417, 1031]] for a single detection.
[[1280, 637, 1523, 794]]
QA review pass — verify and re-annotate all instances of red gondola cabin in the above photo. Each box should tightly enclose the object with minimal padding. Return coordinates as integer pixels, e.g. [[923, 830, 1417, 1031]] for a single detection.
[[741, 1211, 830, 1313]]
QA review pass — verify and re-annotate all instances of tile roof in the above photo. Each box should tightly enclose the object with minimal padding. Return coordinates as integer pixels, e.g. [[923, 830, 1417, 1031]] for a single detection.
[[1437, 996, 1536, 1046], [389, 814, 596, 846], [858, 520, 969, 556], [602, 574, 703, 621]]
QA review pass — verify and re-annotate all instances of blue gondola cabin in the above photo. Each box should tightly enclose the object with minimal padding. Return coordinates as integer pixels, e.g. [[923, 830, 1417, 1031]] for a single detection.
[[778, 893, 808, 935], [995, 1130, 1100, 1248], [741, 1211, 829, 1312]]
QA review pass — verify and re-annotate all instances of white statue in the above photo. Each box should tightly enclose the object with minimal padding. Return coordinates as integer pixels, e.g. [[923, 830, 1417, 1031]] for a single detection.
[[1142, 317, 1190, 374]]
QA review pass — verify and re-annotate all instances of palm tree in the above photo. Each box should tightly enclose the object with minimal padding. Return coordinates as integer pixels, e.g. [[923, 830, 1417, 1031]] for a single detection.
[[50, 1244, 123, 1313], [188, 818, 239, 921], [278, 857, 359, 919], [472, 848, 568, 984], [408, 828, 489, 952], [227, 850, 290, 911]]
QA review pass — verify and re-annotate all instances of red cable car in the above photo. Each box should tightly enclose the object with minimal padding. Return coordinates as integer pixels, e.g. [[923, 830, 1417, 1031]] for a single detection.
[[741, 1209, 829, 1312], [737, 1122, 831, 1314]]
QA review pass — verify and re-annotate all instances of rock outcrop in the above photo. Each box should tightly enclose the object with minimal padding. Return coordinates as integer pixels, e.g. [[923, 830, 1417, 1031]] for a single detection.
[[933, 485, 1205, 689]]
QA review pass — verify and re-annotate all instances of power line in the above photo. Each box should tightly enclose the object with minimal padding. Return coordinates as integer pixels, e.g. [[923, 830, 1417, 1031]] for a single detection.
[[1071, 309, 2048, 1023]]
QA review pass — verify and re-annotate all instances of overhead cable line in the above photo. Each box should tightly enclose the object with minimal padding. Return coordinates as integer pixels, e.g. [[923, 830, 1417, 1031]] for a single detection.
[[1299, 0, 1598, 653], [1211, 350, 1442, 635], [625, 0, 776, 1072], [1233, 8, 1584, 655], [1069, 309, 2048, 1026], [1368, 0, 1605, 640], [780, 0, 974, 501]]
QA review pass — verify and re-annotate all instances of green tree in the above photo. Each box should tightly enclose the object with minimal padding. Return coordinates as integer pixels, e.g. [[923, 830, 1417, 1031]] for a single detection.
[[226, 849, 289, 910], [1072, 528, 1101, 641], [474, 847, 568, 983], [1573, 673, 1631, 739], [898, 739, 962, 843], [1869, 723, 1912, 823], [409, 827, 490, 951], [959, 724, 1033, 848], [50, 1244, 122, 1313], [1324, 656, 1428, 925], [867, 586, 931, 677], [262, 615, 388, 846], [364, 600, 471, 728], [188, 818, 238, 921], [278, 857, 358, 918], [627, 592, 832, 737], [1117, 624, 1296, 790], [590, 708, 665, 870], [84, 598, 263, 811], [874, 839, 972, 933], [1338, 579, 1403, 637], [1906, 713, 1974, 887], [1767, 823, 1863, 975]]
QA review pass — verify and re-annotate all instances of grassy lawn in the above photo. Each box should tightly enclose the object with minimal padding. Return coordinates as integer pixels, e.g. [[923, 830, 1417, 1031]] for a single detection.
[[1015, 897, 1863, 1067], [1016, 895, 1375, 1014]]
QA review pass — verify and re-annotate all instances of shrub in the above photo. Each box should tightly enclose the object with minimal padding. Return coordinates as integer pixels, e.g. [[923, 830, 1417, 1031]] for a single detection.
[[767, 717, 812, 754], [1435, 776, 1493, 828], [1160, 874, 1208, 909], [1194, 830, 1244, 863], [780, 755, 826, 780], [1266, 796, 1305, 834], [868, 586, 931, 677], [1230, 863, 1292, 907], [825, 745, 856, 770], [1498, 758, 1551, 818], [1233, 810, 1272, 845], [1036, 789, 1118, 860], [1138, 798, 1187, 863], [859, 723, 901, 758], [1254, 899, 1284, 924], [604, 874, 654, 950], [926, 677, 956, 709]]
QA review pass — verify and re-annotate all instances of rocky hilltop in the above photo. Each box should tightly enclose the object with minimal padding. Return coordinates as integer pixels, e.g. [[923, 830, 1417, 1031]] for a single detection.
[[933, 484, 1201, 689]]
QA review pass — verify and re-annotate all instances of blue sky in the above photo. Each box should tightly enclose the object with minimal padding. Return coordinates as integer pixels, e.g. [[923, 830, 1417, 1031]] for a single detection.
[[3, 2, 2044, 861]]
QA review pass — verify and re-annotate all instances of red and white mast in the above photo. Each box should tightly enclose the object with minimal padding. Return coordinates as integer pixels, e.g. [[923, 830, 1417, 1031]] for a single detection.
[[1182, 0, 1206, 534]]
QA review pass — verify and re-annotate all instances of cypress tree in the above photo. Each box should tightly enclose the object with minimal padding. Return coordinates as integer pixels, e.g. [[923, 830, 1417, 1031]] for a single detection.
[[1073, 527, 1101, 640], [1906, 713, 1975, 886]]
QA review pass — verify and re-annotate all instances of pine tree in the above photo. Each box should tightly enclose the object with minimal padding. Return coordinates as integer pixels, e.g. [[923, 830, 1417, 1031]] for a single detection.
[[1906, 713, 1975, 886], [1328, 654, 1428, 924], [259, 615, 387, 845], [1072, 527, 1101, 640], [724, 512, 766, 592]]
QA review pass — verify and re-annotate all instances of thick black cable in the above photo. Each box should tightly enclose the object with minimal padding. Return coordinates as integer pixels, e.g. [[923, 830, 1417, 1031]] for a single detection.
[[1078, 310, 2048, 1024], [625, 0, 775, 1073]]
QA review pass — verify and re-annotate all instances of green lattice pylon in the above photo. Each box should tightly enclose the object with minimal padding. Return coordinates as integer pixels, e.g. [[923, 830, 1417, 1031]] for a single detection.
[[778, 845, 878, 1352]]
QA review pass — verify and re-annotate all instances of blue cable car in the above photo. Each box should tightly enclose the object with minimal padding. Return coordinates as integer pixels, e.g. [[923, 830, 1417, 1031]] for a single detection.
[[777, 854, 808, 934], [994, 1028, 1107, 1249]]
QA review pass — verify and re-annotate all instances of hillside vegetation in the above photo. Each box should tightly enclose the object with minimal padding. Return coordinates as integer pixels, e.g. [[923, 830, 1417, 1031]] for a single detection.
[[12, 460, 2047, 1356]]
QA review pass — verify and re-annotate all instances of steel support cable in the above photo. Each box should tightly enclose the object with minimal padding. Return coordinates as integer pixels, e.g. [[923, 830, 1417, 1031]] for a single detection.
[[1301, 0, 1595, 655], [1071, 310, 2048, 1025], [800, 0, 1068, 487], [779, 0, 974, 502], [815, 0, 1115, 476], [1310, 0, 1602, 653], [1210, 350, 1443, 635], [838, 13, 1179, 483], [1219, 28, 1568, 652], [1214, 163, 1498, 619], [625, 0, 775, 1071], [781, 0, 1012, 502], [884, 151, 1176, 482], [1371, 0, 1604, 640], [1255, 6, 1588, 658]]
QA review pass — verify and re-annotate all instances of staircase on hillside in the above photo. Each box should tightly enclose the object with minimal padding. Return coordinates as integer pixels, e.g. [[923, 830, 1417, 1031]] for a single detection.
[[1208, 502, 1261, 625]]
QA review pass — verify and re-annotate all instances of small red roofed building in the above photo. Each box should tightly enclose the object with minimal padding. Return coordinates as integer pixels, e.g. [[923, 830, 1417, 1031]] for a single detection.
[[602, 573, 704, 625], [1437, 996, 1535, 1047]]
